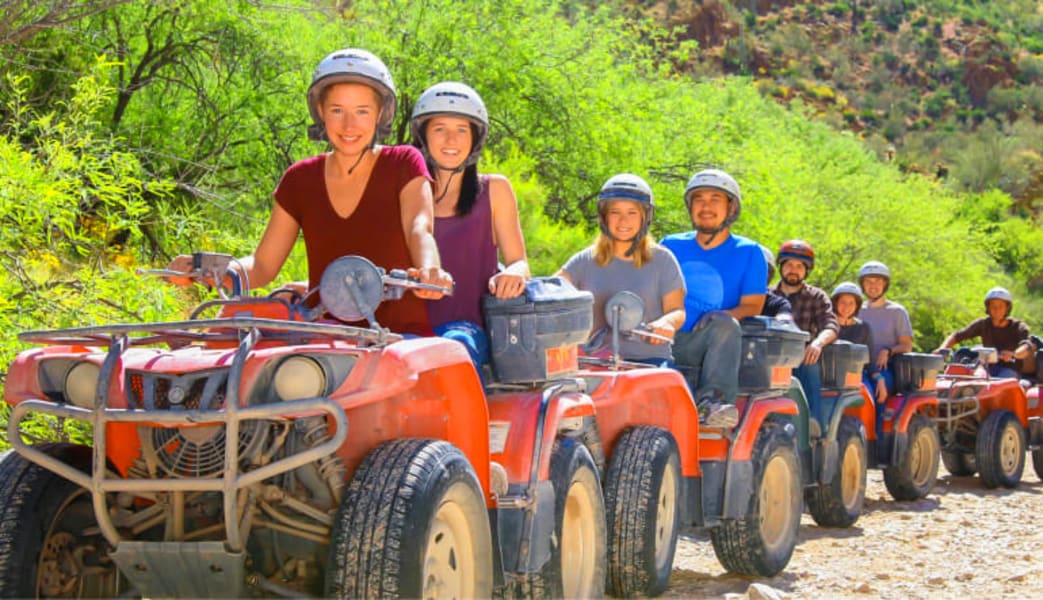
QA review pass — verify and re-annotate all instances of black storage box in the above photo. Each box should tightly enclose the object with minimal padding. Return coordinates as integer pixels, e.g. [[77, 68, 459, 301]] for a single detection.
[[738, 317, 809, 392], [483, 277, 593, 384], [820, 341, 870, 390], [892, 352, 944, 393]]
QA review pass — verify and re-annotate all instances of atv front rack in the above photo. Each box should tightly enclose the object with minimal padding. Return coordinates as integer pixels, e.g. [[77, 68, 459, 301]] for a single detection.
[[18, 316, 401, 347], [9, 321, 356, 551]]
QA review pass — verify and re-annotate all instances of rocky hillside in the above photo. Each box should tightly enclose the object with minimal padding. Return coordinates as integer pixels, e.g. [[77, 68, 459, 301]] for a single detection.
[[633, 0, 1042, 214]]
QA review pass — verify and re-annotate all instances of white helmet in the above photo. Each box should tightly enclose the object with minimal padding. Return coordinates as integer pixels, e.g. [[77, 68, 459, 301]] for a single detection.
[[858, 260, 891, 293], [683, 169, 742, 234], [597, 174, 655, 257], [410, 82, 489, 169], [306, 49, 396, 142], [984, 286, 1013, 316]]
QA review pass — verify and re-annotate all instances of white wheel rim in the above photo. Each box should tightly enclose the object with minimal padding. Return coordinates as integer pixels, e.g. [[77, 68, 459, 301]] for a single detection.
[[841, 442, 865, 511], [909, 427, 937, 488], [562, 472, 599, 599], [999, 424, 1022, 476], [759, 454, 794, 553], [654, 463, 678, 571], [423, 483, 479, 600]]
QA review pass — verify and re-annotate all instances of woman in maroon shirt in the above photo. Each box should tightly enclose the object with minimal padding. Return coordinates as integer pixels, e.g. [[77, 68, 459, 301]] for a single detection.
[[409, 81, 529, 371], [168, 49, 451, 335]]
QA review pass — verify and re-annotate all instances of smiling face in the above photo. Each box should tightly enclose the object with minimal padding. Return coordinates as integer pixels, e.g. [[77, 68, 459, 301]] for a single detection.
[[861, 275, 888, 300], [834, 294, 859, 319], [687, 188, 730, 233], [780, 259, 809, 286], [423, 115, 473, 171], [603, 199, 645, 244], [318, 82, 381, 156]]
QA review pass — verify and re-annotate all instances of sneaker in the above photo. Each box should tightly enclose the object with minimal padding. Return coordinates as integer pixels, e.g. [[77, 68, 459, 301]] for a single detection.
[[697, 394, 739, 428], [703, 403, 739, 428]]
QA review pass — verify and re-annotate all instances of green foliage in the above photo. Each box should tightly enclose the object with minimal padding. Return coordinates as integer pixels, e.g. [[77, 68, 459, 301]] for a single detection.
[[0, 0, 1040, 452]]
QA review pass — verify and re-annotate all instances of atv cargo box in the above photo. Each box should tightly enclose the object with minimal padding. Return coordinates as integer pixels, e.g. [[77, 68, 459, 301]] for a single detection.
[[483, 276, 593, 384], [738, 317, 809, 391], [821, 341, 870, 390], [892, 352, 944, 393]]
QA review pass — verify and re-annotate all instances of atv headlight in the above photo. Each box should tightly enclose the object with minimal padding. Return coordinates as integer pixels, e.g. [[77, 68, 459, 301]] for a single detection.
[[273, 356, 327, 401], [64, 361, 100, 408]]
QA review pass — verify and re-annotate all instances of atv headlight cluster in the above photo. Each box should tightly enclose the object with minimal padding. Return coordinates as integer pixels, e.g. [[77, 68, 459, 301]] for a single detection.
[[64, 361, 101, 408], [273, 356, 328, 401]]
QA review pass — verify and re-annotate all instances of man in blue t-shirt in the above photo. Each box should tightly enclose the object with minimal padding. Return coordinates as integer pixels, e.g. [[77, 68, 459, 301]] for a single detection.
[[661, 169, 766, 428]]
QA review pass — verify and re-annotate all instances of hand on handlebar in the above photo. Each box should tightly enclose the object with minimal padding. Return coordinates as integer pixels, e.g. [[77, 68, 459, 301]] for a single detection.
[[406, 267, 453, 300], [642, 320, 676, 345], [160, 254, 200, 287]]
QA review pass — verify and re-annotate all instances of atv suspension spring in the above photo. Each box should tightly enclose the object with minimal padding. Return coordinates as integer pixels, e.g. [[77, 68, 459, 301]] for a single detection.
[[300, 418, 346, 504]]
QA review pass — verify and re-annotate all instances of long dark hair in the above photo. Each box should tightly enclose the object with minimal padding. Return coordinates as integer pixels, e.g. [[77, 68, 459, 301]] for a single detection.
[[454, 163, 482, 216], [416, 122, 484, 216]]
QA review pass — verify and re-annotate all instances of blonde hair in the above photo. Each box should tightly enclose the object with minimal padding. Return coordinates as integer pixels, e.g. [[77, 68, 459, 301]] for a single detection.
[[595, 201, 654, 267], [593, 234, 654, 268]]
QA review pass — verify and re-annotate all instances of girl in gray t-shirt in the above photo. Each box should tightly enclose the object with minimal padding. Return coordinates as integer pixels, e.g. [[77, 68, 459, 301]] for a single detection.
[[558, 174, 685, 364]]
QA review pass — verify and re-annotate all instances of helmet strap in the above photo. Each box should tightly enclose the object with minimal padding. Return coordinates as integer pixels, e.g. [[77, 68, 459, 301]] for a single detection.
[[433, 168, 460, 205]]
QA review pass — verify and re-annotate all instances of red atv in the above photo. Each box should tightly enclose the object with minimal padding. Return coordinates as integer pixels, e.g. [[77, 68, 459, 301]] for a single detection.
[[570, 295, 804, 595], [933, 342, 1043, 489], [843, 352, 943, 500], [1, 254, 503, 598]]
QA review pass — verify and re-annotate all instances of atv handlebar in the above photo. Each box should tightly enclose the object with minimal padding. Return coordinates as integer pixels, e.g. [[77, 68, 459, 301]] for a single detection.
[[139, 252, 247, 299], [384, 268, 454, 299]]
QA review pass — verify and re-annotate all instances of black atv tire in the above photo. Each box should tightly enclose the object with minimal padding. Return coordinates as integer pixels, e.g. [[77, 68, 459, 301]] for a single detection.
[[517, 438, 607, 599], [0, 444, 124, 598], [975, 410, 1025, 489], [1032, 448, 1043, 482], [941, 450, 977, 476], [603, 427, 680, 597], [326, 439, 493, 599], [883, 413, 940, 501], [806, 416, 867, 528], [710, 419, 801, 576]]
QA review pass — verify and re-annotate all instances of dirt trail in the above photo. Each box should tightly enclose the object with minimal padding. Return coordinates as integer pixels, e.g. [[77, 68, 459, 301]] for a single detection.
[[667, 466, 1043, 598]]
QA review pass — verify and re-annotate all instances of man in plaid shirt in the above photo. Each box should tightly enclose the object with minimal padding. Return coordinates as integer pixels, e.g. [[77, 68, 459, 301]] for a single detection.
[[773, 240, 839, 432]]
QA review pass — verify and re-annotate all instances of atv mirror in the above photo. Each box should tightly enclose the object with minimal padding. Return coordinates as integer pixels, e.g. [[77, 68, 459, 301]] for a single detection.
[[320, 256, 385, 323], [604, 291, 644, 333]]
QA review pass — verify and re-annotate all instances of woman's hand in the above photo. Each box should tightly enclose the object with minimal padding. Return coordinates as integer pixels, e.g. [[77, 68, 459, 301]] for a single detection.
[[412, 266, 453, 300], [645, 319, 676, 345], [489, 272, 526, 299], [163, 254, 200, 287]]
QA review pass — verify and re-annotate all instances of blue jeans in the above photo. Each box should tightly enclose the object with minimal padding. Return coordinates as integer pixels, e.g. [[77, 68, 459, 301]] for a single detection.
[[988, 364, 1019, 379], [864, 368, 895, 440], [795, 362, 823, 426], [435, 320, 490, 385], [672, 311, 742, 404]]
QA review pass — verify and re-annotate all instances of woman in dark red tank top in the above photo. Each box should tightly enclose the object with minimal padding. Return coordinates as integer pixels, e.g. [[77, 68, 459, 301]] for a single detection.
[[167, 49, 452, 336], [409, 82, 530, 372]]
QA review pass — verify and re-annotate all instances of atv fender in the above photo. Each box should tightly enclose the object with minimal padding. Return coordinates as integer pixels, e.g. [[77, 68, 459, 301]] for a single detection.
[[818, 391, 866, 484], [889, 393, 937, 461], [583, 367, 701, 478]]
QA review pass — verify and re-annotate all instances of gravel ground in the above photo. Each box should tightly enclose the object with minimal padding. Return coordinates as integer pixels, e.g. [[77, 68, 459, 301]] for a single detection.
[[665, 463, 1043, 598]]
